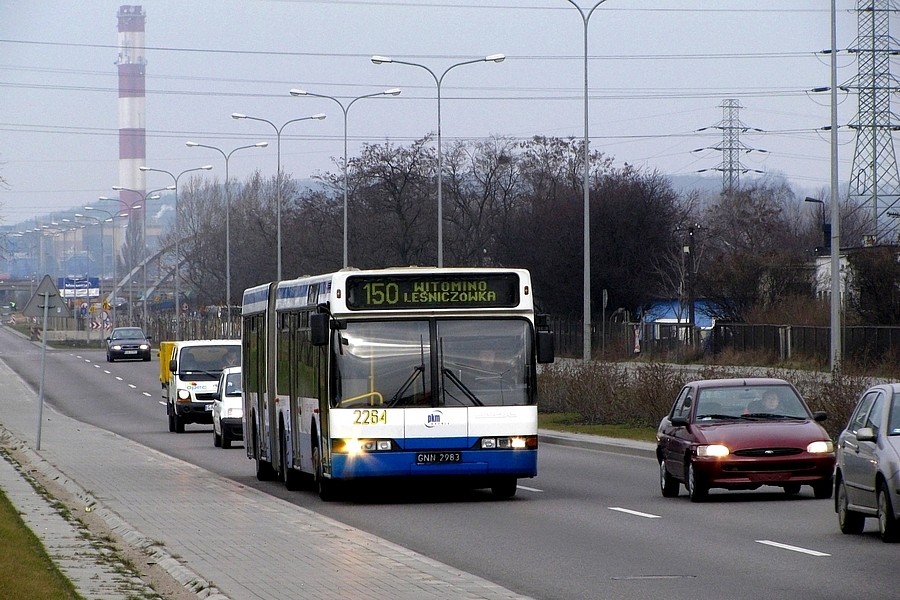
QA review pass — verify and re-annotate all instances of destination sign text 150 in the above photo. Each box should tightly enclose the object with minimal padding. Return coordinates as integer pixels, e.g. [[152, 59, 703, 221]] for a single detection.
[[346, 274, 520, 310]]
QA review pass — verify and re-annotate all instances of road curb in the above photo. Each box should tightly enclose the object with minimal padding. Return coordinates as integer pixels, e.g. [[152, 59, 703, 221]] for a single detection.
[[538, 430, 657, 459], [0, 424, 230, 600]]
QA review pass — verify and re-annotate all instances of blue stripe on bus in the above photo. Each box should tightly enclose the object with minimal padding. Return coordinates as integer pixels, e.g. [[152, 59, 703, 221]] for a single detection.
[[330, 449, 537, 479], [276, 283, 308, 300], [397, 436, 475, 451], [242, 287, 269, 305]]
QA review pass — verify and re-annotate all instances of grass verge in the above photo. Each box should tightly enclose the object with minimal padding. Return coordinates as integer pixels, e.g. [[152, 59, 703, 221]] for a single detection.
[[0, 488, 83, 600], [539, 412, 657, 442]]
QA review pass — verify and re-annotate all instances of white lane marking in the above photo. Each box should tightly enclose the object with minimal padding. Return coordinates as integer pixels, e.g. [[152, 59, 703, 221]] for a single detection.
[[609, 507, 662, 519], [103, 370, 111, 374], [516, 485, 543, 493], [94, 364, 102, 368], [158, 401, 167, 406], [756, 540, 830, 557], [115, 376, 123, 381], [128, 384, 137, 389], [142, 392, 152, 397]]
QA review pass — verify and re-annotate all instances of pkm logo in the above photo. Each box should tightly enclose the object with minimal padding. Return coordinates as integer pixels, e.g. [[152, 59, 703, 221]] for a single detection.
[[425, 410, 446, 428]]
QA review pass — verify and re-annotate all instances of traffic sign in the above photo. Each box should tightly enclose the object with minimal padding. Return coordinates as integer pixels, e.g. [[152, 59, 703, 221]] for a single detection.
[[22, 275, 72, 318]]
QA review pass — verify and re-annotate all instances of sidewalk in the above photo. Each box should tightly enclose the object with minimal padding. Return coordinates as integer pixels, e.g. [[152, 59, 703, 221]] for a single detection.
[[0, 354, 654, 600]]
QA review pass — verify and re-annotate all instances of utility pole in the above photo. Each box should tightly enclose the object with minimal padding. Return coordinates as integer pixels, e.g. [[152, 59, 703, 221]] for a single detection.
[[694, 99, 766, 195], [846, 0, 900, 244]]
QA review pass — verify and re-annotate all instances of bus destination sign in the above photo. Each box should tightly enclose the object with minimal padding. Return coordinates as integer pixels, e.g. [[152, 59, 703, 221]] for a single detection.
[[346, 273, 520, 310]]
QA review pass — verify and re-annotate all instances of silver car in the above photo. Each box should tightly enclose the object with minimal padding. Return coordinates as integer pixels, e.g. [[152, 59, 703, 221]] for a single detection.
[[835, 383, 900, 542]]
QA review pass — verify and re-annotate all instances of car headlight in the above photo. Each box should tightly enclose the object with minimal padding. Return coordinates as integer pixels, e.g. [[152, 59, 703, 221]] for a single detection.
[[112, 344, 122, 351], [807, 440, 834, 454], [697, 444, 730, 458], [177, 389, 191, 401], [139, 344, 149, 350]]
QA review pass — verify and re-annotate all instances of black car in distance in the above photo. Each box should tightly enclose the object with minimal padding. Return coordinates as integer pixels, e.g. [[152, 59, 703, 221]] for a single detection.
[[106, 327, 152, 362]]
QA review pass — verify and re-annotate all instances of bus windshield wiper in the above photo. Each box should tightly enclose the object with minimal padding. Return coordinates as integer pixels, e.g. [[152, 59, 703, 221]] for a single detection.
[[387, 335, 428, 407], [441, 368, 484, 407], [387, 366, 424, 407]]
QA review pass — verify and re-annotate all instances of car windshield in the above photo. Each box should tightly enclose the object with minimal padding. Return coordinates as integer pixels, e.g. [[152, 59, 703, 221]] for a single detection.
[[695, 385, 809, 421], [112, 328, 145, 340], [890, 392, 900, 436], [331, 318, 532, 408], [223, 372, 242, 396]]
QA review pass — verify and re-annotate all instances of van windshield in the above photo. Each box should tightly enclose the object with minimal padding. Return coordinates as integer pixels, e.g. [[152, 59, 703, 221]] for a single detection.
[[179, 345, 240, 379]]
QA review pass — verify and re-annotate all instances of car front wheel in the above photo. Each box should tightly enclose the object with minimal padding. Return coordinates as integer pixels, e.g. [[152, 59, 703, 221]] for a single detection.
[[686, 459, 708, 502], [877, 485, 899, 543], [837, 478, 865, 535], [813, 478, 833, 500], [660, 460, 679, 498]]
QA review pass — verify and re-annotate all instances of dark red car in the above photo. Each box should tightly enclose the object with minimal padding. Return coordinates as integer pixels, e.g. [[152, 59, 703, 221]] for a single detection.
[[657, 378, 835, 502]]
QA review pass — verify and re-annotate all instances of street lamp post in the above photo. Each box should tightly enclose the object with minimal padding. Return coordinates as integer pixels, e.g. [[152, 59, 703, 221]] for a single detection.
[[83, 205, 123, 323], [105, 198, 142, 323], [829, 0, 841, 372], [139, 165, 214, 339], [185, 141, 268, 318], [117, 198, 142, 324], [289, 88, 401, 268], [564, 1, 608, 362], [231, 112, 326, 281], [371, 54, 504, 268], [804, 197, 830, 252], [74, 213, 111, 307], [112, 185, 172, 331]]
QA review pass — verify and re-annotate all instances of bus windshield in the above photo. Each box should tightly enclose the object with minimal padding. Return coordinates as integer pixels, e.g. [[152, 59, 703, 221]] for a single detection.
[[331, 319, 532, 408]]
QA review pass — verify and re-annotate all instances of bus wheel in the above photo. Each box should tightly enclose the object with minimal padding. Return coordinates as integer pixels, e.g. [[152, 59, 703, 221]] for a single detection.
[[313, 444, 337, 501], [253, 420, 277, 481], [281, 429, 302, 491], [491, 477, 517, 499], [167, 407, 175, 433], [174, 411, 185, 434]]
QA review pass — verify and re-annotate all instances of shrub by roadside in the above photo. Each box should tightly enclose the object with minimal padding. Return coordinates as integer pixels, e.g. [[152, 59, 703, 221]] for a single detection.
[[538, 361, 872, 439]]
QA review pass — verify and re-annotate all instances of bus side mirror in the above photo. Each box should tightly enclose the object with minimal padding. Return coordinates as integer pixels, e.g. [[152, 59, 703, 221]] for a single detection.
[[168, 358, 177, 373], [310, 313, 329, 346], [537, 330, 555, 364]]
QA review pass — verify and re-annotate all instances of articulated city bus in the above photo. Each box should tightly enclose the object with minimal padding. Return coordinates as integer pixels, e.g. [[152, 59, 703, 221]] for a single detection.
[[241, 267, 554, 500]]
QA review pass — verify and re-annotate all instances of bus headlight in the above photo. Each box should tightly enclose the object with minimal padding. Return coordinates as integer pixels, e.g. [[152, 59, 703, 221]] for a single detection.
[[480, 436, 535, 450], [333, 439, 394, 455]]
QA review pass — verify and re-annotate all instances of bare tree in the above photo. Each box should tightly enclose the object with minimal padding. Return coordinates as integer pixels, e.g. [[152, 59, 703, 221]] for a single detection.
[[351, 138, 436, 267], [697, 179, 813, 322]]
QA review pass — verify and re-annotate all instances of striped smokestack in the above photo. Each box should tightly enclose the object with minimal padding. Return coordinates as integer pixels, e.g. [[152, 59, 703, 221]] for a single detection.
[[116, 5, 146, 202], [116, 5, 146, 285]]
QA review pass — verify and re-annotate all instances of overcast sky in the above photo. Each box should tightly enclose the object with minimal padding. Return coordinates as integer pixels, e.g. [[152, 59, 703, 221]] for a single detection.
[[1, 1, 861, 225]]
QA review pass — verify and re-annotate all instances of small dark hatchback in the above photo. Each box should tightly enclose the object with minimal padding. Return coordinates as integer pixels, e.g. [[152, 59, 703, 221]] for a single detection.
[[106, 327, 152, 362], [657, 378, 835, 502]]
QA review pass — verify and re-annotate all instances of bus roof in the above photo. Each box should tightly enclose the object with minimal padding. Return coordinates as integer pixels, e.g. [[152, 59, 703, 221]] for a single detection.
[[243, 267, 536, 317]]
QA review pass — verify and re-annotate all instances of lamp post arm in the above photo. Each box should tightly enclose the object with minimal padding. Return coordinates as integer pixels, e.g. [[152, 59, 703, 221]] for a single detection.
[[564, 0, 608, 363]]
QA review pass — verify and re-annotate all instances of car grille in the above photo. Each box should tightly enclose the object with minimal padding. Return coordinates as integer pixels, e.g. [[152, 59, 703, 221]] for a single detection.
[[733, 448, 801, 457], [195, 393, 216, 402]]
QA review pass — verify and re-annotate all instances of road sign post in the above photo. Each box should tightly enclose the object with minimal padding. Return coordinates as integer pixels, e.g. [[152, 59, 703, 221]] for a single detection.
[[22, 275, 71, 450]]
